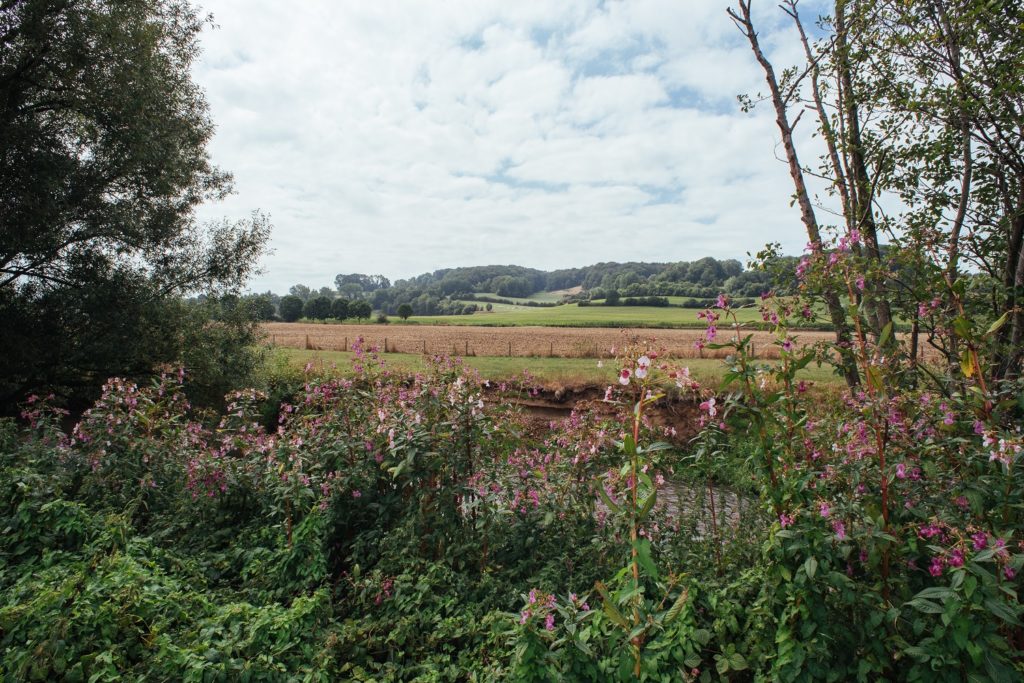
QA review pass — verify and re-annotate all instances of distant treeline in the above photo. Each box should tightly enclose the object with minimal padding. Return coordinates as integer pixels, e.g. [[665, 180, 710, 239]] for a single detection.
[[248, 256, 798, 320]]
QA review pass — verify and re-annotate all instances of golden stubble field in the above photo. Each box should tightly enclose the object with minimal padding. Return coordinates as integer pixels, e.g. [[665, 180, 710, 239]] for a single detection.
[[261, 322, 843, 360]]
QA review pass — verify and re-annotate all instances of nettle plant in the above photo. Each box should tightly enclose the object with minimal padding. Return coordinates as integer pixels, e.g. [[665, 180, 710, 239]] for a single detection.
[[702, 235, 1024, 679]]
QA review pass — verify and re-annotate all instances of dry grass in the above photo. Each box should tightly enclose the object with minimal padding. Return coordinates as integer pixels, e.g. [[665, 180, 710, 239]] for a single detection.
[[261, 322, 842, 360]]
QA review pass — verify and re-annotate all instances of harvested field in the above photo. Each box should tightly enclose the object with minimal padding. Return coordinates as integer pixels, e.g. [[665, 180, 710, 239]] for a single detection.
[[262, 322, 843, 360]]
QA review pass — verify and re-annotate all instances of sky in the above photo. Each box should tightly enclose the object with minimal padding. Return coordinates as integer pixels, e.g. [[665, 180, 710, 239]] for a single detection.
[[191, 0, 833, 294]]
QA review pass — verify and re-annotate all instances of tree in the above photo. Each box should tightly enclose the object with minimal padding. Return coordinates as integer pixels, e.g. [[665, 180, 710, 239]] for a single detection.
[[331, 298, 350, 321], [303, 297, 332, 321], [729, 0, 859, 386], [396, 303, 413, 320], [243, 294, 276, 321], [279, 295, 304, 322], [350, 301, 372, 321], [288, 284, 312, 302], [0, 0, 269, 405], [605, 290, 620, 306]]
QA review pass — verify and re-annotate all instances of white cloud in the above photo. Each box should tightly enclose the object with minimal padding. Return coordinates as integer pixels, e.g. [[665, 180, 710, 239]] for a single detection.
[[192, 0, 836, 292]]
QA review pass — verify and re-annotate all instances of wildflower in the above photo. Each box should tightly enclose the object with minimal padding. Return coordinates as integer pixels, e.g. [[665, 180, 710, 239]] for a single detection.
[[635, 355, 651, 379], [1005, 566, 1017, 580], [544, 613, 555, 631], [716, 293, 728, 309], [832, 520, 846, 540], [895, 463, 907, 479], [619, 369, 631, 386], [855, 276, 865, 291], [972, 532, 987, 551], [779, 513, 794, 528], [928, 556, 945, 577], [819, 501, 830, 518], [352, 489, 362, 498], [603, 386, 614, 401], [782, 338, 793, 352], [948, 549, 965, 568], [699, 397, 717, 417], [519, 611, 529, 625]]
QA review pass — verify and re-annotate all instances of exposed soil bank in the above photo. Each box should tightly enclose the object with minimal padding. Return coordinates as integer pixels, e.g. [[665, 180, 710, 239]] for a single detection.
[[484, 383, 703, 445]]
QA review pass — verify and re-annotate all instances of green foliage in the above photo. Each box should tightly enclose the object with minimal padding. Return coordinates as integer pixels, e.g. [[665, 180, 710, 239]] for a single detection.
[[349, 300, 372, 321], [0, 0, 269, 408], [331, 297, 351, 321], [279, 295, 304, 322], [303, 296, 333, 321]]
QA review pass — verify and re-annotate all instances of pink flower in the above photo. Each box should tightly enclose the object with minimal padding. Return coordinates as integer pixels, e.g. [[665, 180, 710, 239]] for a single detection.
[[603, 386, 613, 401], [895, 463, 907, 479], [635, 355, 651, 379], [699, 397, 717, 417], [779, 513, 794, 528], [544, 613, 555, 631], [1005, 566, 1017, 580], [972, 532, 987, 551], [948, 549, 964, 568], [855, 276, 865, 291], [352, 489, 362, 498], [716, 294, 728, 309], [819, 502, 830, 518], [928, 556, 945, 577], [832, 520, 846, 540], [619, 369, 631, 386]]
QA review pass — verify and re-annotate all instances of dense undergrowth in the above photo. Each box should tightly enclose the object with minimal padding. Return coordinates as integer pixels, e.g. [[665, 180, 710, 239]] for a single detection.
[[2, 298, 1024, 681]]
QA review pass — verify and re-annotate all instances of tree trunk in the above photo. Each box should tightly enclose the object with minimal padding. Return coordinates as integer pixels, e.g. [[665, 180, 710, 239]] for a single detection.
[[729, 1, 860, 387]]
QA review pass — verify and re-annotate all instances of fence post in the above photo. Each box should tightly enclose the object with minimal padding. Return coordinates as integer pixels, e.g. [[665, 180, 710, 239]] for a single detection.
[[384, 337, 388, 353], [344, 336, 348, 352], [465, 340, 469, 356], [508, 341, 512, 357]]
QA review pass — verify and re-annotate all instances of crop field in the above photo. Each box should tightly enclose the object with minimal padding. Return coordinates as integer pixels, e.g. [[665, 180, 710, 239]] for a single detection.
[[262, 322, 838, 360], [409, 302, 788, 328]]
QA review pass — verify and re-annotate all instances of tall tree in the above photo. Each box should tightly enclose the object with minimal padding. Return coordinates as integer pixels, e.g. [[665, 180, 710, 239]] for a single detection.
[[0, 0, 269, 404], [729, 0, 860, 387]]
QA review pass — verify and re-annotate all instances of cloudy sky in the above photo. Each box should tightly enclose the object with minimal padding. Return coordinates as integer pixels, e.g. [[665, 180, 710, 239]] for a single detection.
[[191, 0, 832, 294]]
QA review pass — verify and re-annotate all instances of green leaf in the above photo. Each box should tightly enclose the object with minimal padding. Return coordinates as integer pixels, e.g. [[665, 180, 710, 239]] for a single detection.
[[804, 556, 818, 579], [596, 484, 621, 515], [879, 321, 893, 348], [915, 586, 954, 600], [638, 489, 657, 521], [664, 587, 689, 624], [985, 311, 1010, 336], [595, 582, 628, 629], [983, 598, 1021, 626], [952, 316, 972, 339], [635, 538, 659, 580], [907, 598, 944, 614], [728, 653, 748, 671]]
